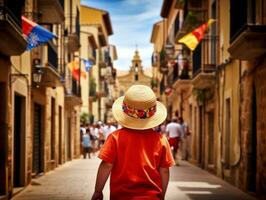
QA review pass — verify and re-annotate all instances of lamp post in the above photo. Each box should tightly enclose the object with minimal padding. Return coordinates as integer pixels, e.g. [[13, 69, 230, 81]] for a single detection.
[[32, 58, 43, 88]]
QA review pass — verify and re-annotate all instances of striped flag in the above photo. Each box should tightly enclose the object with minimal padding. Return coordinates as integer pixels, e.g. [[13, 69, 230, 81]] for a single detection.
[[178, 19, 215, 51], [22, 16, 56, 50], [67, 60, 87, 81]]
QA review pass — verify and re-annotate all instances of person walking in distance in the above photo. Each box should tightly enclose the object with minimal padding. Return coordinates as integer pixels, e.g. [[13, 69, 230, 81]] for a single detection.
[[178, 117, 189, 160], [91, 85, 174, 200], [82, 129, 92, 159], [166, 118, 183, 166]]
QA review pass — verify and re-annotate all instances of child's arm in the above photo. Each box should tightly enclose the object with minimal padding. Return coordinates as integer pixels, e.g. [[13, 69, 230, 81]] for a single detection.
[[91, 161, 113, 200], [159, 167, 170, 200]]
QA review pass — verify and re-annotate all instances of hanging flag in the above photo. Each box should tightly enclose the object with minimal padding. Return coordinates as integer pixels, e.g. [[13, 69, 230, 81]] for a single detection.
[[22, 16, 56, 50], [81, 58, 94, 72], [67, 60, 87, 81], [178, 19, 215, 51]]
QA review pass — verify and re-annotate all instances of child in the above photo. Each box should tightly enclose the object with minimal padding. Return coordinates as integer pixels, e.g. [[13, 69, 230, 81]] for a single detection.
[[91, 85, 174, 200]]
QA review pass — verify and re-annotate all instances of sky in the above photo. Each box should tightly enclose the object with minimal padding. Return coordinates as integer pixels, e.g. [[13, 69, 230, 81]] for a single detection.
[[81, 0, 162, 71]]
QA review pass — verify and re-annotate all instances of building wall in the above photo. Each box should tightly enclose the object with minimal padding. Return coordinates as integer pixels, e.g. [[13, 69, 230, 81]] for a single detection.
[[239, 57, 266, 197], [254, 58, 266, 196], [80, 6, 109, 37]]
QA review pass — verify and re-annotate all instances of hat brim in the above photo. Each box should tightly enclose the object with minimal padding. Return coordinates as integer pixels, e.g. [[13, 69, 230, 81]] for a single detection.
[[112, 96, 167, 130]]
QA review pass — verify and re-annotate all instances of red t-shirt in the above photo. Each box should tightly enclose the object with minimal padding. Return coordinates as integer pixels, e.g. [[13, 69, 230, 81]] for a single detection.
[[98, 128, 175, 200]]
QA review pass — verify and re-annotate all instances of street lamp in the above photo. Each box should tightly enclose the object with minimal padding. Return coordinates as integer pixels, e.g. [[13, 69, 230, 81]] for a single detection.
[[32, 58, 43, 88]]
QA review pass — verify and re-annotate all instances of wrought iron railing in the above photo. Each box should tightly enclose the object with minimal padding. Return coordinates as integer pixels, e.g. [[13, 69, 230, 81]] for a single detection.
[[192, 35, 218, 77], [0, 5, 22, 29]]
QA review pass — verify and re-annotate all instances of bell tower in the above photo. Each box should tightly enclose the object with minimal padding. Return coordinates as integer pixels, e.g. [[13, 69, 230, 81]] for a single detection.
[[130, 50, 143, 81]]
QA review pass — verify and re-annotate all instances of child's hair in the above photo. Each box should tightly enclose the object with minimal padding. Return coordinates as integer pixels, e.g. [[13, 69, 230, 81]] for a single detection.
[[86, 128, 90, 133]]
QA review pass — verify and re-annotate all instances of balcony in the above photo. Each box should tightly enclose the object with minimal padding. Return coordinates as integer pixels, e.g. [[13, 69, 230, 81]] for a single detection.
[[67, 33, 80, 53], [65, 79, 82, 108], [0, 5, 27, 56], [173, 68, 192, 93], [191, 36, 217, 89], [191, 65, 215, 89], [228, 24, 266, 60], [65, 94, 82, 108], [37, 0, 64, 24], [33, 43, 62, 88]]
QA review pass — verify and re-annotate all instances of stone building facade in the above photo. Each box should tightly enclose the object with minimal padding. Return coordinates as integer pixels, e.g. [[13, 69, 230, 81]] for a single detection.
[[0, 0, 95, 199], [151, 0, 266, 198]]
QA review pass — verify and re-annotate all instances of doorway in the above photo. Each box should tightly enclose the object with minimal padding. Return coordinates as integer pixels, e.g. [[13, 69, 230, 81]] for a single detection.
[[32, 103, 43, 175], [0, 82, 7, 195], [208, 111, 215, 166], [66, 117, 71, 161], [198, 105, 204, 168], [13, 94, 26, 187], [58, 106, 62, 164]]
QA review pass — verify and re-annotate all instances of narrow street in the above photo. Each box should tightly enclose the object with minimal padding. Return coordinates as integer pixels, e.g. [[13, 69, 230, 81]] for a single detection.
[[12, 157, 256, 200]]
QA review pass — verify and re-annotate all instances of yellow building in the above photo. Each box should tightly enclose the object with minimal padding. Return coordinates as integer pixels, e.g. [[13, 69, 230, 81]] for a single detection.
[[80, 5, 114, 122], [0, 0, 83, 198], [152, 0, 266, 198], [117, 50, 152, 94]]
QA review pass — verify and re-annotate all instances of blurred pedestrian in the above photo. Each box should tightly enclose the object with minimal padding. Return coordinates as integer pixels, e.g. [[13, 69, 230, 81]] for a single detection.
[[80, 124, 86, 156], [91, 85, 174, 200], [166, 118, 183, 166], [178, 117, 190, 160], [103, 121, 116, 139], [82, 129, 92, 159], [90, 124, 99, 154]]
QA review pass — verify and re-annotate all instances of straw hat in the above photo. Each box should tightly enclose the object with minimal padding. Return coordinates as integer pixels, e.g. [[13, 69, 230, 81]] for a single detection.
[[112, 85, 167, 130]]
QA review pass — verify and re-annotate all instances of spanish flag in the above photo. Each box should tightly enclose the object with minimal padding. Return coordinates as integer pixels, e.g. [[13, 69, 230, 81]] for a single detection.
[[178, 19, 215, 51], [67, 60, 87, 81]]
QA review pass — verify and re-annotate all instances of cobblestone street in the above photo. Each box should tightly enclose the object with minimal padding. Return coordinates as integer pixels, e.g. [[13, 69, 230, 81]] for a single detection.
[[12, 157, 257, 200]]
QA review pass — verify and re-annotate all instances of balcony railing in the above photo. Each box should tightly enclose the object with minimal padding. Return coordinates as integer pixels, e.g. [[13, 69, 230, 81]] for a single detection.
[[192, 35, 218, 77], [0, 4, 27, 55], [0, 4, 21, 27]]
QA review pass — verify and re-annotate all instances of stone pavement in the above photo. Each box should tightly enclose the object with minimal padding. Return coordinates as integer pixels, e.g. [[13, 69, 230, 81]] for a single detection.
[[12, 156, 257, 200]]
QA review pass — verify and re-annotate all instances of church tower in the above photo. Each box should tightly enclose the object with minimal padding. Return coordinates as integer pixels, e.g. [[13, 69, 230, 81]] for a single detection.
[[130, 50, 143, 74], [117, 49, 151, 93]]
